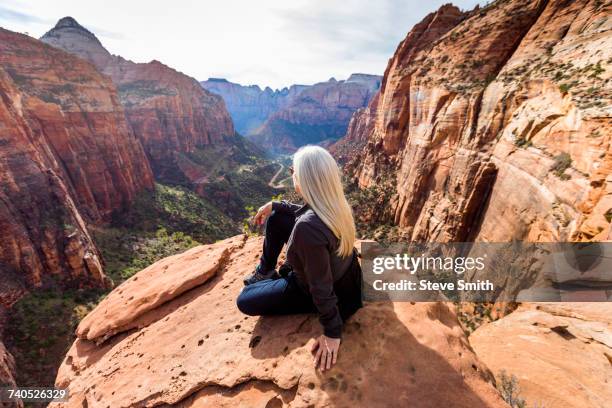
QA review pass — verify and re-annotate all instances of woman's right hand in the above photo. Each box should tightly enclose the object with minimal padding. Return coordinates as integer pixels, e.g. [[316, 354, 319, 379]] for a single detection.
[[253, 201, 273, 225]]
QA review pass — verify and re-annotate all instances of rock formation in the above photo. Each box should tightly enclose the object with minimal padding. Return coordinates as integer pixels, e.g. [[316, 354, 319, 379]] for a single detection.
[[0, 28, 155, 306], [41, 17, 235, 181], [0, 340, 21, 408], [330, 93, 379, 164], [344, 0, 611, 242], [201, 78, 307, 136], [53, 236, 508, 408], [0, 341, 17, 387], [471, 303, 612, 407], [250, 74, 381, 153]]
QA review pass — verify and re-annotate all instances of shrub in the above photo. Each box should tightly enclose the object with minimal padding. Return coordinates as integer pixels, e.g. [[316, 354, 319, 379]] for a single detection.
[[497, 370, 526, 408], [558, 83, 570, 94], [242, 205, 259, 236], [550, 152, 572, 179], [590, 61, 604, 77], [514, 137, 532, 148]]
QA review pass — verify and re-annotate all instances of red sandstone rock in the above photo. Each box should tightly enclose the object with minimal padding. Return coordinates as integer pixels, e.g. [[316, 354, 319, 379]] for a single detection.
[[41, 17, 235, 181], [347, 0, 611, 242], [0, 28, 155, 304], [0, 341, 21, 408], [0, 28, 154, 223], [0, 341, 17, 387], [76, 235, 246, 342], [52, 236, 507, 408], [471, 303, 612, 408], [330, 93, 380, 164]]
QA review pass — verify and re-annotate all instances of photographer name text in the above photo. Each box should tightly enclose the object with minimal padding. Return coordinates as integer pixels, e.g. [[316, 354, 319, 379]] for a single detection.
[[371, 279, 494, 291]]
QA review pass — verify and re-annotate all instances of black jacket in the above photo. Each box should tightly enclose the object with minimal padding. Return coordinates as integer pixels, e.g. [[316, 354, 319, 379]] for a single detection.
[[272, 201, 362, 338]]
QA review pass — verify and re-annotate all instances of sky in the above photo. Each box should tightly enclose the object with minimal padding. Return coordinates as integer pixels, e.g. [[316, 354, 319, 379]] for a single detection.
[[1, 0, 483, 89]]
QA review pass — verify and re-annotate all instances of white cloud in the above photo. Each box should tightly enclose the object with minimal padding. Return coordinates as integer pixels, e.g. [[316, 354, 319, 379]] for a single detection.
[[2, 0, 483, 89]]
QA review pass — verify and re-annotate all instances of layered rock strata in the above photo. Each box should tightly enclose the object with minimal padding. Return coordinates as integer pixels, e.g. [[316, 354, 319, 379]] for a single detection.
[[347, 0, 611, 242], [42, 17, 235, 180]]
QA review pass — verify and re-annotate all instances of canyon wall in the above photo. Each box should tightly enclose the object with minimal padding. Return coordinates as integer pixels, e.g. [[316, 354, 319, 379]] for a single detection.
[[250, 74, 381, 153], [330, 93, 380, 164], [345, 0, 611, 242], [201, 78, 307, 136], [41, 17, 235, 181], [0, 28, 156, 306]]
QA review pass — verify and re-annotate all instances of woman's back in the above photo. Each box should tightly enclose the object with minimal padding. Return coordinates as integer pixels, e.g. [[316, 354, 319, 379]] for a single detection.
[[286, 205, 353, 289]]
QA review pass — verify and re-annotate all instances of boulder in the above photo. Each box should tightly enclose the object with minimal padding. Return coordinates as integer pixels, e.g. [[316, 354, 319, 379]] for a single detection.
[[471, 303, 612, 408], [53, 236, 507, 407], [76, 235, 246, 342]]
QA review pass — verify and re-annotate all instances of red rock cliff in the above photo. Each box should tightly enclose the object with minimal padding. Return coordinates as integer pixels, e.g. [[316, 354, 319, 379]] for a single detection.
[[41, 17, 235, 180], [330, 93, 380, 164], [0, 28, 154, 305], [348, 0, 611, 242]]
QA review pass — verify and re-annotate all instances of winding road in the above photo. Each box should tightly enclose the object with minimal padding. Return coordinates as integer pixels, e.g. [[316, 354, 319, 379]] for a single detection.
[[268, 163, 288, 189]]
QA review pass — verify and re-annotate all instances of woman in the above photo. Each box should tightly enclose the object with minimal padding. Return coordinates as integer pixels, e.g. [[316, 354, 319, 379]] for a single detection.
[[236, 145, 362, 372]]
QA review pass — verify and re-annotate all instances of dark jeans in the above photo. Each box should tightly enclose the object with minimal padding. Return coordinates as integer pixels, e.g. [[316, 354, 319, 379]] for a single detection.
[[237, 210, 316, 316], [259, 210, 296, 271], [236, 271, 316, 316]]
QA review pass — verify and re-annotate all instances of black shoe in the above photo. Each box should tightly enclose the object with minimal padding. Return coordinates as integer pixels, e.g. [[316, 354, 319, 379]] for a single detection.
[[243, 264, 279, 286], [278, 262, 293, 278]]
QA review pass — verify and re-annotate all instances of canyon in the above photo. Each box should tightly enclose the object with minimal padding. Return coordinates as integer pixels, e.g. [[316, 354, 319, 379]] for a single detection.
[[251, 74, 381, 153], [201, 78, 307, 136], [0, 0, 610, 406], [41, 17, 235, 182], [0, 27, 156, 307], [0, 27, 156, 397], [204, 74, 381, 154], [0, 17, 250, 392], [334, 0, 611, 404], [40, 18, 277, 219]]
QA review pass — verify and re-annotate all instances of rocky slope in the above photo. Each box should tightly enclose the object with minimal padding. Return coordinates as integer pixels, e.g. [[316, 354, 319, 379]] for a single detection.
[[0, 28, 155, 307], [344, 0, 611, 242], [0, 342, 21, 408], [201, 78, 307, 136], [52, 236, 507, 408], [250, 74, 381, 153], [41, 17, 235, 181], [471, 303, 612, 407], [0, 341, 18, 395]]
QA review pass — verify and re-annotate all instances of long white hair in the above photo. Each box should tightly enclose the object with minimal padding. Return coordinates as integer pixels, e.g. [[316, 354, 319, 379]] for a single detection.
[[293, 146, 356, 257]]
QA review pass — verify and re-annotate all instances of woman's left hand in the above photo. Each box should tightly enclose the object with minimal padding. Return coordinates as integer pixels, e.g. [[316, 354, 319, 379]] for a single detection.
[[311, 335, 341, 371]]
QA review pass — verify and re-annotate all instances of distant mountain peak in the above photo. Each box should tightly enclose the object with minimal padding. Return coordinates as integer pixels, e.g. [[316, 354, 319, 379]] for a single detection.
[[42, 16, 104, 48], [41, 16, 109, 62], [54, 16, 86, 30], [49, 16, 98, 38]]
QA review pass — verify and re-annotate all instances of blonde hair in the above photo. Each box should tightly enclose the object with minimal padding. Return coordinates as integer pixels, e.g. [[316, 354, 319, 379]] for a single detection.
[[293, 146, 356, 257]]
